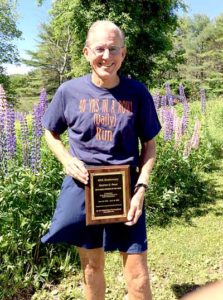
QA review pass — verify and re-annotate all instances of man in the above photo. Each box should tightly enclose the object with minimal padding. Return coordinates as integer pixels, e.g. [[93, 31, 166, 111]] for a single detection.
[[41, 20, 161, 300]]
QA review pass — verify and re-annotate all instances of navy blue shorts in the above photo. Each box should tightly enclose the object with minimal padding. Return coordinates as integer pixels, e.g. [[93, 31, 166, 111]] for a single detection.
[[41, 170, 147, 254]]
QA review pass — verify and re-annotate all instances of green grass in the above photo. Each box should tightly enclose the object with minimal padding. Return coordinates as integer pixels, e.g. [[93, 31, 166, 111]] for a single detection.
[[32, 204, 223, 299], [32, 164, 223, 300], [16, 96, 40, 113], [149, 201, 223, 299]]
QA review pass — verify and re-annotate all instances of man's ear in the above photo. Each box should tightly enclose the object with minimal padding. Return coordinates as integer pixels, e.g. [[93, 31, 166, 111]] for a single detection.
[[121, 47, 127, 61], [83, 47, 90, 61]]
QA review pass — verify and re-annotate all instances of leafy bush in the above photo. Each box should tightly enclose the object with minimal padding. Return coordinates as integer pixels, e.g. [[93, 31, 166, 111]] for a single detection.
[[145, 136, 214, 226], [0, 146, 79, 298]]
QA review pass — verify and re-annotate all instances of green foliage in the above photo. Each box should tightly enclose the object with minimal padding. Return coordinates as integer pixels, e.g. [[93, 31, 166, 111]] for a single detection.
[[23, 23, 73, 95], [26, 0, 184, 89], [7, 71, 52, 110], [145, 135, 214, 226], [170, 14, 223, 98], [144, 99, 223, 226], [204, 98, 223, 150], [0, 68, 18, 105], [0, 0, 21, 64], [0, 144, 79, 298]]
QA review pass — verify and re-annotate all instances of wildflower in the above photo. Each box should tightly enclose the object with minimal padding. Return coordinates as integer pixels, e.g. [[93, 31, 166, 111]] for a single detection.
[[153, 92, 160, 110], [5, 102, 16, 159], [163, 107, 174, 141], [183, 120, 201, 157], [20, 113, 30, 167], [161, 95, 167, 107], [200, 88, 206, 114], [30, 88, 48, 173], [174, 116, 183, 147], [165, 82, 174, 106], [179, 83, 189, 134], [0, 86, 7, 175], [190, 120, 201, 149]]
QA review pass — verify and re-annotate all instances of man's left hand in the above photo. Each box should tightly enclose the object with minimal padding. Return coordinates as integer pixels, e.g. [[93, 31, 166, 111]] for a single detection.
[[125, 188, 145, 226]]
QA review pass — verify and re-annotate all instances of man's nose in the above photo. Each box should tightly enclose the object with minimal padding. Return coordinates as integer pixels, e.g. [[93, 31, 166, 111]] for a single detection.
[[102, 48, 110, 59]]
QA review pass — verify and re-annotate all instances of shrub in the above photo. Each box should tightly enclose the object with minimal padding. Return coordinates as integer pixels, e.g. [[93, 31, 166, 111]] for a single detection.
[[0, 147, 79, 298]]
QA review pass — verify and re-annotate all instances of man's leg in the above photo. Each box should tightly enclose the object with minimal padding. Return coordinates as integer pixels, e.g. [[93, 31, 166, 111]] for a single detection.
[[121, 250, 152, 300], [78, 247, 105, 300]]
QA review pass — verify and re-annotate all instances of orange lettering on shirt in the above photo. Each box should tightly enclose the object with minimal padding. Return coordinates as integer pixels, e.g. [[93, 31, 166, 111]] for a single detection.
[[79, 99, 86, 112], [89, 98, 99, 113], [102, 99, 109, 113], [111, 100, 116, 114], [118, 100, 133, 113], [96, 127, 113, 141]]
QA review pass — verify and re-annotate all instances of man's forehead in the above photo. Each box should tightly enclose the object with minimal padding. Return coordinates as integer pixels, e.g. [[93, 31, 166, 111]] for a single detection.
[[88, 26, 122, 44]]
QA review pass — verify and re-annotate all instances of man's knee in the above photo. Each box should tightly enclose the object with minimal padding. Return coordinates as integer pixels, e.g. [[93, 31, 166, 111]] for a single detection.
[[127, 272, 150, 293]]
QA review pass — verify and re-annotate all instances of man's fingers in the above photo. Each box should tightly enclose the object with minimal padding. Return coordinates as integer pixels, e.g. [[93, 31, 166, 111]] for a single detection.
[[73, 158, 88, 174], [125, 199, 143, 226], [66, 157, 89, 184], [125, 206, 136, 226]]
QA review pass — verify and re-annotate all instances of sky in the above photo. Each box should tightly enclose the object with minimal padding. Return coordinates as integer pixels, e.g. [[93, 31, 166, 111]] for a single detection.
[[4, 0, 223, 75], [4, 0, 52, 75]]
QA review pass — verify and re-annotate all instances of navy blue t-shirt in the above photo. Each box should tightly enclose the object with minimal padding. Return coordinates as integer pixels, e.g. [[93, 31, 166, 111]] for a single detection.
[[42, 74, 161, 167]]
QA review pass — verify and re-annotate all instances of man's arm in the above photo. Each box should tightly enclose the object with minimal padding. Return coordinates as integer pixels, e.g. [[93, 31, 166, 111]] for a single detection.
[[125, 138, 156, 226], [180, 280, 223, 300], [44, 129, 88, 184]]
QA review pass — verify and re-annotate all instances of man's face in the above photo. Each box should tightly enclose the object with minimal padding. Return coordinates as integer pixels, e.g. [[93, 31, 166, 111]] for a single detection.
[[83, 27, 126, 83]]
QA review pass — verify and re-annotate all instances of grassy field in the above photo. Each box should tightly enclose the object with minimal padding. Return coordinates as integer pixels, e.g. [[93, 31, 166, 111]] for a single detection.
[[32, 99, 223, 299], [16, 96, 40, 113], [32, 175, 223, 300]]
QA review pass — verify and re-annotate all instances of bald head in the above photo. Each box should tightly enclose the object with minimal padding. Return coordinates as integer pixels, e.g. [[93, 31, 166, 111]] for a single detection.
[[85, 20, 125, 47]]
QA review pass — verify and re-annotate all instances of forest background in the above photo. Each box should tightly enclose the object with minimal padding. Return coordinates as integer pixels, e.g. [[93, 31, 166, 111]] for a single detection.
[[0, 0, 223, 299], [1, 0, 223, 107]]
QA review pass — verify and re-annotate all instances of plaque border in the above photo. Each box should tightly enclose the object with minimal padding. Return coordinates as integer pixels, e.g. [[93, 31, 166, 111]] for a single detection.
[[85, 165, 131, 225]]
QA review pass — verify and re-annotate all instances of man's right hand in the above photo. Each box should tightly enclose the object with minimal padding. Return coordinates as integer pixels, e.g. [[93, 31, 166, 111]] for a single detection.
[[64, 156, 89, 185]]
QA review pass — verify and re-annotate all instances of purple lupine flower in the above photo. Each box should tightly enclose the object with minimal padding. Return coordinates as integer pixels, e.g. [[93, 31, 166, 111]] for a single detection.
[[0, 85, 8, 175], [5, 102, 16, 159], [163, 108, 174, 141], [153, 92, 161, 110], [0, 84, 7, 129], [200, 88, 206, 114], [165, 83, 174, 106], [39, 88, 48, 113], [159, 106, 165, 124], [30, 135, 41, 173], [171, 107, 177, 130], [32, 88, 48, 138], [179, 83, 186, 101], [20, 113, 30, 167], [181, 99, 190, 134], [190, 120, 201, 149], [178, 83, 190, 134], [30, 88, 48, 173], [183, 140, 192, 157], [174, 116, 183, 147], [32, 103, 44, 137], [15, 111, 25, 122], [30, 106, 42, 173], [183, 120, 201, 157], [161, 95, 167, 107]]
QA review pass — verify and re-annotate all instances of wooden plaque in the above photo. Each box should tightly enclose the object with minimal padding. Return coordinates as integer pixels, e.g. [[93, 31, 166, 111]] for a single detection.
[[85, 165, 131, 225]]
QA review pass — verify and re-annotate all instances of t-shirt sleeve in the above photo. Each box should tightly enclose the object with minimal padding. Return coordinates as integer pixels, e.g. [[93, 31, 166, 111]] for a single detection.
[[137, 84, 161, 142], [42, 86, 68, 134]]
